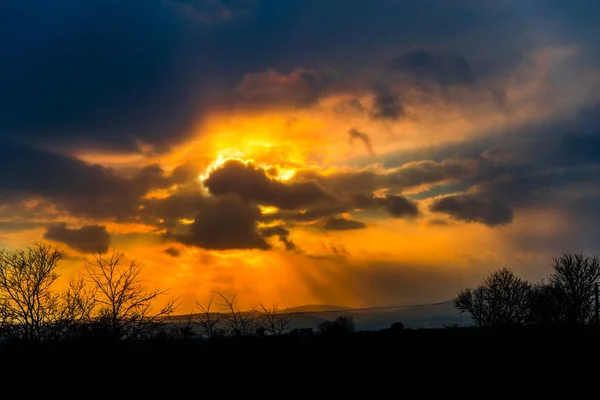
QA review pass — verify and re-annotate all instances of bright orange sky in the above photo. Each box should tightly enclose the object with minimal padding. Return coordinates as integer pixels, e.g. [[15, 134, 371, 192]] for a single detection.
[[3, 1, 600, 313]]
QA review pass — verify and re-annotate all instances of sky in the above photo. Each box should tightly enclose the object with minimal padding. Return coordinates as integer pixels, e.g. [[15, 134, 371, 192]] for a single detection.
[[1, 0, 600, 311]]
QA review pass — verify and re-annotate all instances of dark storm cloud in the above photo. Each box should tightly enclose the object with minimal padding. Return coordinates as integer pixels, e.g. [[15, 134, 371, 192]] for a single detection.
[[4, 0, 595, 153], [44, 223, 111, 253], [430, 194, 513, 227], [203, 159, 331, 209], [0, 141, 175, 219], [140, 189, 206, 227], [176, 195, 270, 250], [322, 217, 367, 231], [353, 194, 419, 218]]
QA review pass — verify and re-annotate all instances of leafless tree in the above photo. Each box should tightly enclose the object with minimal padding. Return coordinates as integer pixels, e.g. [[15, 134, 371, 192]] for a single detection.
[[0, 242, 63, 341], [259, 303, 292, 336], [195, 294, 225, 338], [545, 253, 600, 325], [53, 275, 97, 340], [84, 248, 177, 340], [214, 292, 259, 337], [454, 267, 532, 327]]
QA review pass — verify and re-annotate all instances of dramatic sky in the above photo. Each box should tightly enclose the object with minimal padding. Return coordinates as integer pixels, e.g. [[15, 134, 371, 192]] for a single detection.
[[2, 0, 600, 310]]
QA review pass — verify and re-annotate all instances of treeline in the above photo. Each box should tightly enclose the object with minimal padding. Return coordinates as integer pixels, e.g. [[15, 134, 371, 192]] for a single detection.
[[2, 242, 600, 348], [0, 242, 364, 345], [454, 253, 600, 327]]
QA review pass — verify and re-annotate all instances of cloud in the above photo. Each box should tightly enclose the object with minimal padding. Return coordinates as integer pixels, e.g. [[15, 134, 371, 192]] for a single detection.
[[322, 217, 367, 231], [354, 194, 419, 218], [378, 195, 420, 218], [176, 195, 270, 250], [430, 194, 513, 227], [0, 141, 176, 219], [169, 0, 258, 23], [44, 223, 111, 253], [234, 68, 335, 108], [370, 83, 405, 120], [296, 158, 478, 199], [261, 224, 296, 250], [203, 159, 331, 209], [392, 49, 475, 86], [348, 128, 375, 156], [3, 0, 597, 155], [165, 247, 182, 257]]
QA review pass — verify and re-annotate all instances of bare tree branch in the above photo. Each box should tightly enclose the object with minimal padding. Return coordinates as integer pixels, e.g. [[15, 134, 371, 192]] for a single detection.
[[0, 242, 63, 341], [83, 248, 178, 341], [259, 303, 292, 336]]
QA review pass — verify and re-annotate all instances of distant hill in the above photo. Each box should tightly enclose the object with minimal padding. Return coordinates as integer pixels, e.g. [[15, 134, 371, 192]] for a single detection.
[[286, 302, 472, 331], [165, 301, 473, 331], [285, 304, 352, 313]]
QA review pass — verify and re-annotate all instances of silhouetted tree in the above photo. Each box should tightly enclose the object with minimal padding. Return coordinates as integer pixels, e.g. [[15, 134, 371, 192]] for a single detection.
[[214, 292, 258, 337], [195, 294, 225, 339], [53, 275, 97, 340], [454, 268, 531, 327], [259, 303, 292, 336], [0, 243, 63, 341], [542, 253, 600, 325], [528, 281, 566, 326], [84, 248, 177, 340], [317, 315, 355, 336]]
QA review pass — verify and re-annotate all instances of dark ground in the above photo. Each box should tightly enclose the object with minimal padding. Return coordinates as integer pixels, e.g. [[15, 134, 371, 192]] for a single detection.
[[1, 327, 596, 394]]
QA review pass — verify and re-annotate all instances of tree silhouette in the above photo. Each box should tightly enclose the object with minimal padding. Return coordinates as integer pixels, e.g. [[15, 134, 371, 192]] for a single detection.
[[214, 292, 259, 337], [0, 242, 63, 341], [528, 280, 566, 326], [259, 303, 292, 336], [53, 275, 97, 340], [543, 253, 600, 325], [84, 248, 177, 340], [454, 267, 531, 327], [195, 294, 225, 338]]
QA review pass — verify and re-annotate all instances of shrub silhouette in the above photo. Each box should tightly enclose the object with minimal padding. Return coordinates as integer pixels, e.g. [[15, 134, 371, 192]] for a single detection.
[[390, 322, 405, 331], [317, 315, 355, 336]]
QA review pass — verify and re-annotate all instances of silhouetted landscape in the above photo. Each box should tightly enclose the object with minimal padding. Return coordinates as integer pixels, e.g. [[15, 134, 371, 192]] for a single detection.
[[2, 243, 600, 377]]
